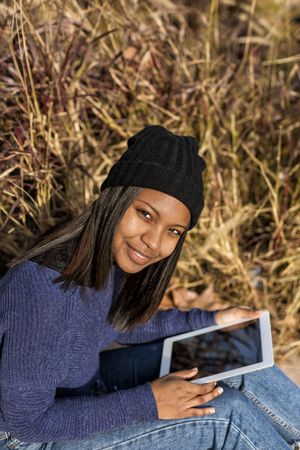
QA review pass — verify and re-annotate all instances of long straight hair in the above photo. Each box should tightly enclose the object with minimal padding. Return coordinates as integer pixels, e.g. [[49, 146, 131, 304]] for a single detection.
[[13, 186, 188, 330]]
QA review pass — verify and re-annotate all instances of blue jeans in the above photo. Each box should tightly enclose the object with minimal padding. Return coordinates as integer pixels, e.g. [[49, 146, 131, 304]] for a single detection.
[[1, 341, 300, 449]]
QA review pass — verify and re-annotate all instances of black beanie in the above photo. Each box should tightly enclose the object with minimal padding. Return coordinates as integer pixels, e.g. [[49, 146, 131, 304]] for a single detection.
[[101, 125, 206, 229]]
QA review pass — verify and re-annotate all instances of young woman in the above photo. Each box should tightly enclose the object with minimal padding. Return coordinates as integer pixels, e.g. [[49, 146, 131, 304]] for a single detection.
[[0, 125, 299, 450]]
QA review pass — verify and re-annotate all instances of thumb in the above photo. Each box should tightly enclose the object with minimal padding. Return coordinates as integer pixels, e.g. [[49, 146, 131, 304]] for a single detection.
[[170, 367, 198, 379]]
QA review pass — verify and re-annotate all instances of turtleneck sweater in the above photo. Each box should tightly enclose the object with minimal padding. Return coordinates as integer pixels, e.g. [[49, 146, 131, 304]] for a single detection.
[[0, 261, 216, 442]]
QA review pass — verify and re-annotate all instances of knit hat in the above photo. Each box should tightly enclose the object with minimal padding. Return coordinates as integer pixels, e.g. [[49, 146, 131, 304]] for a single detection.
[[101, 125, 206, 228]]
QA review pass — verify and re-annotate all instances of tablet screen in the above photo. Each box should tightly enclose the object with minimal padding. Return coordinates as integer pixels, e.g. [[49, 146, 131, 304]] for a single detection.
[[170, 319, 263, 377]]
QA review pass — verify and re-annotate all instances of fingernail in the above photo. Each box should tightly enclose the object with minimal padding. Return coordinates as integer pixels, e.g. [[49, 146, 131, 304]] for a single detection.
[[217, 387, 223, 394], [192, 367, 198, 372], [209, 408, 215, 414]]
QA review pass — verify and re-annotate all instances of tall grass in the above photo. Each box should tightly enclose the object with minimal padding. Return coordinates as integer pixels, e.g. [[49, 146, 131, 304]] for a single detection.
[[1, 0, 300, 358]]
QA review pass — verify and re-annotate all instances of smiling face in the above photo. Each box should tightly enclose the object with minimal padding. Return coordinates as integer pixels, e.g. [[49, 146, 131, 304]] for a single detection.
[[112, 188, 191, 274]]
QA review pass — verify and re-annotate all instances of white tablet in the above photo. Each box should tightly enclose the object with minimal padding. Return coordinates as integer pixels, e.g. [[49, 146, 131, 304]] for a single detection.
[[160, 311, 274, 384]]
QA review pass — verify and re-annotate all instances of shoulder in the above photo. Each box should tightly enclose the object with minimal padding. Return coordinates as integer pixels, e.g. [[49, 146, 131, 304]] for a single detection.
[[1, 260, 63, 295], [1, 259, 58, 283], [0, 260, 77, 318]]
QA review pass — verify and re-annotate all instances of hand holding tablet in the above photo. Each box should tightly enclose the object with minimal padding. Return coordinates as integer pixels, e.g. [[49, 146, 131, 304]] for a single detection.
[[214, 306, 262, 326], [150, 369, 222, 419], [160, 310, 274, 384]]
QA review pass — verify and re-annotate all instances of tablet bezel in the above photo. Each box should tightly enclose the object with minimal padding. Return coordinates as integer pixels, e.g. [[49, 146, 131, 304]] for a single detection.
[[159, 311, 274, 384]]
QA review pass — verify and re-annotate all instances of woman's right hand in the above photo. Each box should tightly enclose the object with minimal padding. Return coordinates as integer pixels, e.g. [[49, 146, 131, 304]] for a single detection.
[[150, 368, 223, 419]]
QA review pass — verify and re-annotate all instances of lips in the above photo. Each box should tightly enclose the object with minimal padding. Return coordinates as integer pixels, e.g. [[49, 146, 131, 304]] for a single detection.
[[126, 244, 154, 265]]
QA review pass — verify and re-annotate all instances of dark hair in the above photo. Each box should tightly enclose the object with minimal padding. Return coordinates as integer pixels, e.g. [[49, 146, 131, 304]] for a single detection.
[[13, 186, 188, 330]]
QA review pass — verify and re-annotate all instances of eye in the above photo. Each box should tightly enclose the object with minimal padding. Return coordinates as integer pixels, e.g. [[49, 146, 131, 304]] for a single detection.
[[137, 208, 152, 221], [169, 228, 182, 237]]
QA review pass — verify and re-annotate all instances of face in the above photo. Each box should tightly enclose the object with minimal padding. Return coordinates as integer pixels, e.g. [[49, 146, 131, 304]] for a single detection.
[[113, 189, 191, 273]]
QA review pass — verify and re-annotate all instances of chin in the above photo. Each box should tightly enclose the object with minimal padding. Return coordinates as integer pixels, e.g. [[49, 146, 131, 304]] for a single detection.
[[117, 260, 149, 274]]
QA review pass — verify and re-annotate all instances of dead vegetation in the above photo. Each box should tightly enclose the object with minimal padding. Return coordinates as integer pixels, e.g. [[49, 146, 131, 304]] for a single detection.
[[0, 0, 300, 360]]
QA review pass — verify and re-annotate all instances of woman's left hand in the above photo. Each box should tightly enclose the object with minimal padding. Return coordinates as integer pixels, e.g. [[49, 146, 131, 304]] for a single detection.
[[215, 306, 263, 325]]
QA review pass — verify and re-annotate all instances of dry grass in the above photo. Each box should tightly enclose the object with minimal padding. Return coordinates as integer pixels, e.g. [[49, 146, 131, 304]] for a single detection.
[[1, 0, 300, 360]]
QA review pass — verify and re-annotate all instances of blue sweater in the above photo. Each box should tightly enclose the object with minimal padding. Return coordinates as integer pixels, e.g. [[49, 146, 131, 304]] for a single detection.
[[0, 261, 215, 442]]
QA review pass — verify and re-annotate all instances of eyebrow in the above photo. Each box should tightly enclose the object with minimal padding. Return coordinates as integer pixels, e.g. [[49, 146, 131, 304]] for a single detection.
[[136, 199, 189, 230]]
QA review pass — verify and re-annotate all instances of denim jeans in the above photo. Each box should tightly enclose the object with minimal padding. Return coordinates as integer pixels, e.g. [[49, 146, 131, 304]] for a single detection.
[[1, 341, 299, 450]]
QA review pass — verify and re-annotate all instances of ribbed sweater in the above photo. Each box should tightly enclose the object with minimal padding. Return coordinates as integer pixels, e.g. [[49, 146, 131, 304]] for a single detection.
[[0, 261, 216, 442]]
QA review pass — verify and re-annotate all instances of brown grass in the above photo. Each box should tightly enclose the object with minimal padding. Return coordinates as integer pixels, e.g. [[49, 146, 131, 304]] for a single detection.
[[0, 0, 300, 360]]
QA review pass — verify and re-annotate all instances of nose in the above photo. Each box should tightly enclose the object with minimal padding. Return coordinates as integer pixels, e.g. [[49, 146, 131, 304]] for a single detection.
[[141, 227, 162, 252]]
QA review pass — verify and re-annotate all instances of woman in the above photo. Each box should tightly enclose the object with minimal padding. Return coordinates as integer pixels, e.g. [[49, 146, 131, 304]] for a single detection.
[[0, 125, 299, 450]]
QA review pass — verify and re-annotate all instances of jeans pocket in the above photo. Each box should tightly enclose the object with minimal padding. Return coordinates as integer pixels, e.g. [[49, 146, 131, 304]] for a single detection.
[[2, 433, 25, 450]]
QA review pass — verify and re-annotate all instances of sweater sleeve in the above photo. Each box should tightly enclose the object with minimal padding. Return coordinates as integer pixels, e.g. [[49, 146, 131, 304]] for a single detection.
[[0, 382, 157, 442], [0, 263, 158, 442], [117, 308, 217, 345]]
